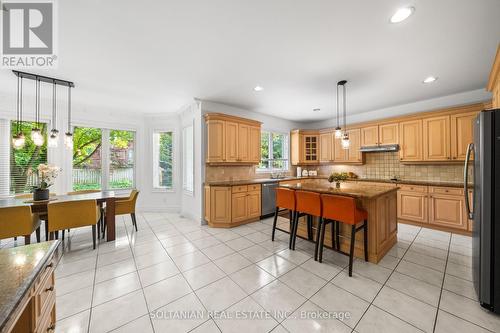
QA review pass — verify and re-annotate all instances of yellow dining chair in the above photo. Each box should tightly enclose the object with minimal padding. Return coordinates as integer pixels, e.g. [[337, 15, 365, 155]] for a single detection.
[[14, 193, 55, 241], [66, 189, 104, 239], [47, 199, 101, 249], [0, 206, 41, 245], [115, 190, 140, 232]]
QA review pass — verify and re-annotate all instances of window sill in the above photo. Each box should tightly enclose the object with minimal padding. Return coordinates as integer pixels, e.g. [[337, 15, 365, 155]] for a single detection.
[[152, 187, 175, 193]]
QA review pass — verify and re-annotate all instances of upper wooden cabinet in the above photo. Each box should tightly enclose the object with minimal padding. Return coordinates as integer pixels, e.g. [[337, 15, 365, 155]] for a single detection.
[[205, 113, 262, 164], [346, 128, 362, 163], [399, 120, 422, 161], [487, 45, 500, 108], [319, 132, 333, 162], [423, 116, 450, 161], [450, 112, 476, 160], [361, 123, 398, 147], [290, 130, 320, 165]]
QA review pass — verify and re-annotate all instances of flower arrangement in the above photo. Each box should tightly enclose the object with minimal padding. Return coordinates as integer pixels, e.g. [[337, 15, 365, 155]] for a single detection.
[[36, 164, 60, 189], [328, 172, 348, 188]]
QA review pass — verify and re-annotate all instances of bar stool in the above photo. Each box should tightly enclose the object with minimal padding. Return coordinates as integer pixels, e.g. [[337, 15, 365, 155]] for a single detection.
[[319, 194, 368, 276], [291, 191, 321, 252], [272, 188, 296, 248]]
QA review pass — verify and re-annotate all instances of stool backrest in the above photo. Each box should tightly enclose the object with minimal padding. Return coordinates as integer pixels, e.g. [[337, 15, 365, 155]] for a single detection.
[[275, 187, 295, 211], [321, 194, 356, 224], [295, 190, 322, 216]]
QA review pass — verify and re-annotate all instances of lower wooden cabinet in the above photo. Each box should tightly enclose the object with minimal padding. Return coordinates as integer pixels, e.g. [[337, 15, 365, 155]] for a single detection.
[[205, 184, 261, 227], [397, 191, 428, 223], [429, 194, 467, 230]]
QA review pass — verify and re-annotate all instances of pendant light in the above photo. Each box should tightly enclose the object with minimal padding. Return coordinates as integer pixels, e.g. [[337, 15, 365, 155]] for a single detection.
[[334, 83, 342, 139], [338, 80, 350, 150], [12, 76, 26, 149], [48, 81, 59, 147], [31, 78, 44, 147], [64, 86, 73, 149]]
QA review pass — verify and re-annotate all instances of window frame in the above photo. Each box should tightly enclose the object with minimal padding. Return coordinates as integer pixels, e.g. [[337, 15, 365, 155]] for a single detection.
[[182, 123, 194, 195], [257, 130, 290, 173], [152, 128, 175, 192]]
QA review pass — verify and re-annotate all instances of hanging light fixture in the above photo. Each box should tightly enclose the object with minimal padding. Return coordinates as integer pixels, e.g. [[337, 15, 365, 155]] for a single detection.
[[48, 80, 59, 147], [12, 76, 26, 149], [31, 78, 44, 147], [334, 83, 342, 139], [64, 86, 73, 149], [338, 80, 350, 150]]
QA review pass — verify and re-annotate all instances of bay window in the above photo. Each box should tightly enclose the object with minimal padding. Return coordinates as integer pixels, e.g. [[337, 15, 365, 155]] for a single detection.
[[153, 131, 173, 189]]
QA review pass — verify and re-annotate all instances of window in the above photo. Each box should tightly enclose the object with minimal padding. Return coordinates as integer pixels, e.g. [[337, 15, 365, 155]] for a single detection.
[[72, 127, 135, 191], [258, 131, 289, 171], [9, 121, 48, 194], [182, 125, 194, 193], [153, 131, 173, 189]]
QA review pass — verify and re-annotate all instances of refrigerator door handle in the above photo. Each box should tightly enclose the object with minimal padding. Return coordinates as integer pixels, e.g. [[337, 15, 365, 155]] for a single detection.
[[464, 143, 474, 219]]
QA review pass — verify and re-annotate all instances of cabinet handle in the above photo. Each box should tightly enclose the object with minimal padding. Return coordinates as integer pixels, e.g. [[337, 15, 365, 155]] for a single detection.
[[46, 263, 53, 269], [45, 286, 54, 292]]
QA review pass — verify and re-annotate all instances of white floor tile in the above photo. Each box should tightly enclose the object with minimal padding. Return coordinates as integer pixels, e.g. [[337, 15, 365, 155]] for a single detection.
[[92, 272, 142, 306], [252, 280, 306, 321], [196, 277, 247, 311], [282, 300, 351, 333], [230, 264, 276, 294], [143, 274, 192, 310], [356, 305, 422, 333], [183, 262, 226, 290], [279, 267, 327, 298]]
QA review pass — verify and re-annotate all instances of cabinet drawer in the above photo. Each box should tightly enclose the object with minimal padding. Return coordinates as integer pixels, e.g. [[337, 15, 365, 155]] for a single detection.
[[36, 270, 55, 320], [429, 186, 464, 196], [248, 184, 261, 192], [398, 184, 428, 193], [232, 185, 248, 193]]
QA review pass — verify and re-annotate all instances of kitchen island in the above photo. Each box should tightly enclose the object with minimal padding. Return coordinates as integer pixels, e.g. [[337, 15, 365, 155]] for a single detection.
[[279, 180, 398, 263]]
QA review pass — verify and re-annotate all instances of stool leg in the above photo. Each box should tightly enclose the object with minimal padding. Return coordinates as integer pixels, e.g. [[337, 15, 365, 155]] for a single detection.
[[331, 220, 335, 249], [307, 215, 313, 241], [271, 207, 279, 241], [92, 225, 96, 250], [24, 235, 31, 245], [318, 220, 327, 263], [349, 224, 356, 277], [335, 221, 340, 251], [45, 221, 49, 241], [363, 219, 368, 262], [291, 212, 299, 250], [314, 217, 323, 261]]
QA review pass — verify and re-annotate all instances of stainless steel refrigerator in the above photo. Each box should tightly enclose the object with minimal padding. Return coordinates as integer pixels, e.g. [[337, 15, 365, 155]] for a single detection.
[[465, 108, 500, 313]]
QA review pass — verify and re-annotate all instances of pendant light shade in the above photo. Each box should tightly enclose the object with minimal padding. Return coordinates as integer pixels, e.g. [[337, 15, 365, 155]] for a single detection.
[[12, 76, 25, 149], [48, 81, 59, 148], [65, 86, 73, 149], [31, 79, 44, 147]]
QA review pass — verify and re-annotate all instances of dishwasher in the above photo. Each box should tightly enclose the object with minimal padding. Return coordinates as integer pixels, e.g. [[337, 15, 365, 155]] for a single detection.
[[261, 181, 279, 218]]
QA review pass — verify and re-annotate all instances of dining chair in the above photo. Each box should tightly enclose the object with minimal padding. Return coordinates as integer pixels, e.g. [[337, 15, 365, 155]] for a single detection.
[[0, 206, 41, 245], [114, 190, 140, 232], [47, 199, 101, 249], [67, 190, 104, 239], [271, 188, 296, 245], [291, 191, 321, 252], [15, 193, 55, 241]]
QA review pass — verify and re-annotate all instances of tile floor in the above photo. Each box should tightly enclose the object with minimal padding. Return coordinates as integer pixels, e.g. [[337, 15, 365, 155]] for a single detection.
[[3, 213, 500, 333]]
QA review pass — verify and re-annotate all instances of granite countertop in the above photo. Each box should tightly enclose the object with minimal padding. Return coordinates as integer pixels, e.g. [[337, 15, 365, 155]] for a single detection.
[[0, 241, 60, 332], [205, 176, 466, 188], [279, 182, 398, 199]]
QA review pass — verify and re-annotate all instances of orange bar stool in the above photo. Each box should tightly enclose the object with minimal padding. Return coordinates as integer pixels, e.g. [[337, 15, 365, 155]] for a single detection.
[[272, 187, 297, 248], [319, 194, 368, 276], [291, 191, 321, 252]]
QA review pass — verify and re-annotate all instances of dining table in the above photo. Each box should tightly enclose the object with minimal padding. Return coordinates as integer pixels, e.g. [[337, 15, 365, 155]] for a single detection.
[[0, 190, 131, 242]]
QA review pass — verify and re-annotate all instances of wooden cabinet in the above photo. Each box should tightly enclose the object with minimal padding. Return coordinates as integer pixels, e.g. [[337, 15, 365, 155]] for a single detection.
[[290, 130, 320, 165], [205, 184, 261, 227], [398, 191, 428, 223], [319, 132, 333, 162], [487, 45, 500, 108], [205, 113, 262, 164], [346, 128, 362, 163], [451, 112, 476, 161], [303, 135, 319, 163], [399, 120, 423, 161], [429, 193, 467, 230], [361, 126, 379, 146], [333, 135, 347, 162], [423, 116, 450, 161]]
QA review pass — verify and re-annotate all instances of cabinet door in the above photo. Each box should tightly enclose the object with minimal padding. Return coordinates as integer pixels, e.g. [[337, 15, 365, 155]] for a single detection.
[[397, 191, 428, 223], [361, 126, 379, 146], [210, 187, 231, 224], [319, 133, 332, 162], [347, 129, 362, 162], [423, 116, 450, 161], [304, 135, 319, 163], [206, 120, 225, 162], [249, 126, 261, 163], [399, 120, 423, 161], [429, 194, 467, 230], [237, 124, 249, 162], [231, 192, 248, 223], [225, 121, 239, 162], [247, 191, 261, 219], [290, 131, 301, 165], [334, 137, 347, 161], [379, 123, 399, 145], [451, 112, 476, 161]]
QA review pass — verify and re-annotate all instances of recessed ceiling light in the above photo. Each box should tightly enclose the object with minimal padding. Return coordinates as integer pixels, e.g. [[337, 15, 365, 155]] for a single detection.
[[390, 7, 415, 23], [313, 108, 320, 112], [423, 76, 438, 83], [254, 86, 263, 92]]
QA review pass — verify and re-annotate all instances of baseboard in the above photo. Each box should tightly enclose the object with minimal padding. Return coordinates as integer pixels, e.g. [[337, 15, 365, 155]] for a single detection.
[[137, 205, 180, 213], [179, 210, 203, 224]]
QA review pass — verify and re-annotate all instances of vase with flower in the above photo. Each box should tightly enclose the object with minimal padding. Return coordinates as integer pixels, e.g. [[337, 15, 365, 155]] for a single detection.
[[32, 164, 60, 201], [328, 172, 348, 189]]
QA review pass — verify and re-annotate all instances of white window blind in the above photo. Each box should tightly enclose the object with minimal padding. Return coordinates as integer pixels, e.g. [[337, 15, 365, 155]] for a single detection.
[[182, 125, 194, 193], [9, 121, 48, 194], [0, 119, 10, 197]]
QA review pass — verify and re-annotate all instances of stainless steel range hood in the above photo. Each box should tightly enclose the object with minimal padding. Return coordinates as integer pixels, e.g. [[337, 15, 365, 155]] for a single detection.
[[359, 144, 400, 152]]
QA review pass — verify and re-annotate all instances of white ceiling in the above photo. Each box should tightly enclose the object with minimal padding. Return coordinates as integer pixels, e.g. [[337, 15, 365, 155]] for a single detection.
[[0, 0, 499, 121]]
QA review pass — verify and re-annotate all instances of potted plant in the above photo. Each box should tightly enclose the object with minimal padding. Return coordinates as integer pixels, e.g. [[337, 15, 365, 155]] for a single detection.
[[32, 164, 60, 201], [328, 172, 348, 189]]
